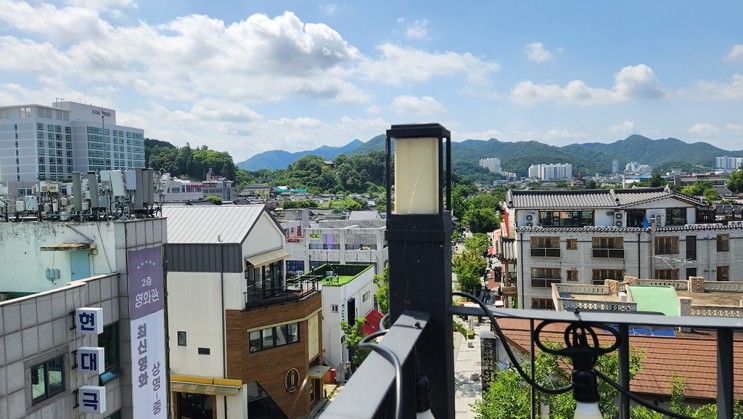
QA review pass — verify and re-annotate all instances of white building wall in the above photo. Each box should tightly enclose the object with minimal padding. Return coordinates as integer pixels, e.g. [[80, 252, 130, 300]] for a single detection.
[[243, 212, 284, 257]]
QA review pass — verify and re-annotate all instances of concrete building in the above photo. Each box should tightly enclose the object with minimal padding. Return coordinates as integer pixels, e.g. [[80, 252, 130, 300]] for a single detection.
[[0, 101, 144, 183], [478, 157, 502, 174], [527, 163, 573, 180], [612, 159, 620, 174], [625, 161, 652, 174], [162, 205, 327, 419], [497, 187, 743, 309], [716, 156, 743, 172], [308, 264, 378, 379], [0, 217, 168, 419]]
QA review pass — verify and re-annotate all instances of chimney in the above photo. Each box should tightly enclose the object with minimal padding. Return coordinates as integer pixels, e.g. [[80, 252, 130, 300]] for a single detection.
[[688, 276, 705, 293]]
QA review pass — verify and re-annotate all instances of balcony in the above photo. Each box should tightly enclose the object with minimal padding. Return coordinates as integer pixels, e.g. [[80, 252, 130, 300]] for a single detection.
[[592, 248, 625, 258], [321, 306, 740, 419], [530, 247, 561, 257], [243, 278, 318, 309], [531, 277, 561, 288]]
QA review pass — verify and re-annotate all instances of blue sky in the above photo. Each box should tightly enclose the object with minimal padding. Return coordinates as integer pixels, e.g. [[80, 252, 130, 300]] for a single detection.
[[0, 1, 742, 161]]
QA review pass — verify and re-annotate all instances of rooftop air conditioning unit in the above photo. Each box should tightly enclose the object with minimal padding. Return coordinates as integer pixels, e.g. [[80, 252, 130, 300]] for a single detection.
[[526, 214, 534, 221], [615, 212, 623, 220], [615, 220, 622, 227], [526, 222, 533, 227]]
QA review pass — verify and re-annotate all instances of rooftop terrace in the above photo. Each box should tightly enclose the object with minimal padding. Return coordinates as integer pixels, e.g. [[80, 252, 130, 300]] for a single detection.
[[298, 263, 373, 287]]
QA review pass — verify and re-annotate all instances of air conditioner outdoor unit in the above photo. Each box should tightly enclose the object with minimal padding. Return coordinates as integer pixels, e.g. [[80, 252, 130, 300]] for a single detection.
[[615, 212, 623, 220], [526, 214, 534, 221], [606, 211, 614, 216], [526, 222, 533, 227], [615, 220, 623, 227]]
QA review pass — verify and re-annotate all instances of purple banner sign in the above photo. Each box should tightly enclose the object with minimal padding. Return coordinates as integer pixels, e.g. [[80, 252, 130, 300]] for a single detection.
[[127, 247, 164, 320]]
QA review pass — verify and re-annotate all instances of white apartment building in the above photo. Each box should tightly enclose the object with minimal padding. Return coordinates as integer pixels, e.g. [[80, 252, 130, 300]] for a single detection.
[[527, 163, 573, 180], [498, 187, 743, 309], [0, 101, 144, 183], [716, 156, 743, 171], [478, 157, 502, 174], [624, 161, 652, 174]]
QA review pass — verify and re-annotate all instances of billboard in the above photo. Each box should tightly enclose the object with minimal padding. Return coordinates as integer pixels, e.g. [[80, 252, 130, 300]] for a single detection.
[[127, 247, 167, 418]]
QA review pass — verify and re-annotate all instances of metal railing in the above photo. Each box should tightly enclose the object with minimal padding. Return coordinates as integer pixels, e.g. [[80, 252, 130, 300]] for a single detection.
[[531, 248, 561, 257], [592, 248, 625, 258], [243, 279, 318, 309], [323, 303, 742, 419]]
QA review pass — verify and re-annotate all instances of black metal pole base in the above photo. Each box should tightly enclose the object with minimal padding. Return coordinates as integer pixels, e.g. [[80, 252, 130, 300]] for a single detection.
[[386, 212, 455, 419]]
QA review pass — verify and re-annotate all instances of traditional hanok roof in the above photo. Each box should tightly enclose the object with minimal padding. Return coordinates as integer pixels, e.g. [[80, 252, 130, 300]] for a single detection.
[[506, 188, 703, 210]]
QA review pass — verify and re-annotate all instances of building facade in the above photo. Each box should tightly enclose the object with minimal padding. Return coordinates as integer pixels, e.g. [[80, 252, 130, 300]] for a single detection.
[[716, 156, 743, 172], [0, 217, 168, 419], [527, 163, 573, 180], [0, 101, 144, 183], [478, 157, 502, 174], [163, 205, 326, 419], [498, 188, 743, 309]]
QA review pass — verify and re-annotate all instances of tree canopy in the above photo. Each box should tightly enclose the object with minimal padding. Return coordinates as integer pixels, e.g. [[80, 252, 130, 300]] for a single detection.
[[727, 169, 743, 194]]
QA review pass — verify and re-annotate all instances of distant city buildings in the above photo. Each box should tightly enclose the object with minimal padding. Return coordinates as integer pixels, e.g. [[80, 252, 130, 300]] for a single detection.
[[0, 100, 145, 183], [625, 161, 652, 174], [716, 156, 743, 172], [160, 168, 235, 203], [478, 157, 502, 174], [612, 159, 620, 174], [527, 163, 573, 180]]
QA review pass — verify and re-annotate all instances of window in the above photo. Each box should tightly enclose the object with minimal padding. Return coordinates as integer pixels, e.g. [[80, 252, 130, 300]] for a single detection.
[[654, 237, 679, 255], [19, 106, 32, 118], [530, 236, 560, 257], [718, 266, 730, 282], [331, 304, 339, 312], [539, 210, 593, 227], [686, 236, 697, 260], [177, 331, 187, 346], [566, 239, 578, 250], [592, 237, 624, 258], [530, 267, 561, 287], [249, 323, 301, 353], [531, 298, 555, 310], [592, 269, 624, 285], [30, 355, 65, 405], [717, 234, 729, 252], [665, 208, 687, 226], [685, 268, 697, 279], [98, 322, 119, 370], [198, 347, 210, 355], [654, 269, 679, 280], [567, 270, 578, 281]]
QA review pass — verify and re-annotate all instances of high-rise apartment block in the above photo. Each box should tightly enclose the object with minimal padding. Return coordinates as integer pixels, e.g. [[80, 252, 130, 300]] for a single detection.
[[716, 156, 743, 171], [0, 100, 144, 183], [478, 157, 502, 174], [527, 163, 573, 180]]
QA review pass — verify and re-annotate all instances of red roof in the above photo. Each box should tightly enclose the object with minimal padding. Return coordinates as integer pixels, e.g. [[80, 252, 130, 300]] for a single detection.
[[363, 309, 385, 336], [497, 318, 743, 401]]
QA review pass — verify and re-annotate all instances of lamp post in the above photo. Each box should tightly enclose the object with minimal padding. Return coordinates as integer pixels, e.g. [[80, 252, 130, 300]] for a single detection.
[[385, 123, 454, 418]]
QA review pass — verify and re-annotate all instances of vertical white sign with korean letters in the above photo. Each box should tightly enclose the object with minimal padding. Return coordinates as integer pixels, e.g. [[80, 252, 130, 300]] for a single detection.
[[79, 385, 107, 413], [78, 347, 105, 375], [75, 307, 104, 334], [127, 247, 167, 418]]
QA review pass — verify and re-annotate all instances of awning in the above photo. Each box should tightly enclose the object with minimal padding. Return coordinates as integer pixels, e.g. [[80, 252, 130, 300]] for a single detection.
[[362, 309, 385, 336], [170, 375, 242, 397], [40, 242, 90, 251], [308, 365, 331, 379], [246, 248, 291, 267]]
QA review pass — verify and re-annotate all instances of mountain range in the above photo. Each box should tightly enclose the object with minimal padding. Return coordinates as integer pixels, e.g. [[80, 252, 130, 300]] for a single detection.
[[237, 134, 743, 176]]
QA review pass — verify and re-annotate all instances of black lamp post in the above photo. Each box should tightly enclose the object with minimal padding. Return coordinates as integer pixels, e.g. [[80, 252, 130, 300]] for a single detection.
[[385, 123, 454, 418]]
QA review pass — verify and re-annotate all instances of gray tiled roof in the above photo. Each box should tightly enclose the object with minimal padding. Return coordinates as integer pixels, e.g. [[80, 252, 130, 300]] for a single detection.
[[508, 188, 699, 209], [162, 205, 264, 244]]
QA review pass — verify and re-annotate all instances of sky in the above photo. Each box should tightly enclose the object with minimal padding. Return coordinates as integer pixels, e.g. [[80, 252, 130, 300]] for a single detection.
[[0, 1, 742, 161]]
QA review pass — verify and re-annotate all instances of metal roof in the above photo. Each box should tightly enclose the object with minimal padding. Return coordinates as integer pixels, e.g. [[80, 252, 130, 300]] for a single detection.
[[508, 188, 701, 209], [162, 205, 264, 244]]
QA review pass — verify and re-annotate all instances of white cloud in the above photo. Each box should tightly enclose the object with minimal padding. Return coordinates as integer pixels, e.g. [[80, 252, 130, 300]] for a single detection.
[[689, 122, 719, 137], [453, 128, 503, 140], [525, 42, 554, 63], [610, 120, 636, 135], [725, 44, 743, 63], [405, 19, 429, 40], [726, 123, 743, 132], [319, 3, 338, 16], [0, 0, 111, 41], [366, 105, 383, 115], [391, 95, 445, 115], [689, 74, 743, 100], [357, 43, 499, 86], [511, 64, 663, 105]]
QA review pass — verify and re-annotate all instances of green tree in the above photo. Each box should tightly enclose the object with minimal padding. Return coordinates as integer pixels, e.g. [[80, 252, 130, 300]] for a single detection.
[[464, 233, 490, 255], [462, 207, 500, 233], [373, 265, 389, 314], [648, 171, 666, 187], [205, 195, 222, 205], [340, 317, 369, 369], [453, 249, 486, 293], [475, 345, 644, 419], [728, 169, 743, 193]]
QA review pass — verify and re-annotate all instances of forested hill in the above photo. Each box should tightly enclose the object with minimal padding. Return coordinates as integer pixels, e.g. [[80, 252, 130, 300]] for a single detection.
[[241, 134, 743, 176]]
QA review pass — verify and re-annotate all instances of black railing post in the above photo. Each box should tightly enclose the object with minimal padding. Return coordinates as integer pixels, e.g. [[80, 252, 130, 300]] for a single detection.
[[717, 328, 734, 419], [618, 324, 630, 419], [530, 319, 536, 419]]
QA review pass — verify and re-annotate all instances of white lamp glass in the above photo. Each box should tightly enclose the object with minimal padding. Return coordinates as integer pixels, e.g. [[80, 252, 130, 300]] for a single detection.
[[393, 137, 439, 214], [574, 401, 603, 419]]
